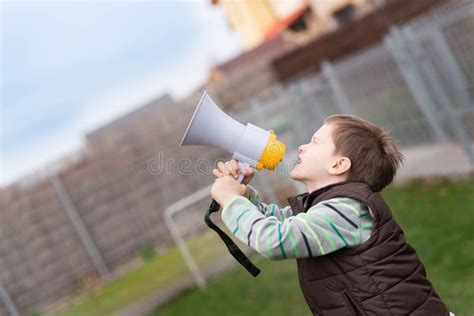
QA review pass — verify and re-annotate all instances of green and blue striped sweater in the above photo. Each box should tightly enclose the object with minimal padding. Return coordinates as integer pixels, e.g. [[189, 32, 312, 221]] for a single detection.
[[221, 185, 374, 260]]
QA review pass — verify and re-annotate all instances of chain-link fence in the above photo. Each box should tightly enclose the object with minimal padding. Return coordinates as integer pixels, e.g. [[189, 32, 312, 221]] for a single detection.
[[167, 0, 474, 293], [0, 1, 473, 315]]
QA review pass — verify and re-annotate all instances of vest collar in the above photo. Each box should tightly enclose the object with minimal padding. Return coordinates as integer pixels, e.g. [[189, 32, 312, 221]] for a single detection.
[[287, 181, 355, 214]]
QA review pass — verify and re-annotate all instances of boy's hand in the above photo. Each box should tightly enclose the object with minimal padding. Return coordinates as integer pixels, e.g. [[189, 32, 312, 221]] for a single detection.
[[212, 159, 254, 185], [210, 175, 247, 207]]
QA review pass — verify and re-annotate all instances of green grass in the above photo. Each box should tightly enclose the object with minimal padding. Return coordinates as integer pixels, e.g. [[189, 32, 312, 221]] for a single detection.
[[56, 231, 228, 316], [383, 178, 474, 314], [152, 255, 307, 316], [153, 178, 474, 316]]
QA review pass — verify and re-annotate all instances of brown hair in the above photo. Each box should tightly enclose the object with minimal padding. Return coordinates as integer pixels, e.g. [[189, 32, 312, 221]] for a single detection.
[[325, 115, 404, 192]]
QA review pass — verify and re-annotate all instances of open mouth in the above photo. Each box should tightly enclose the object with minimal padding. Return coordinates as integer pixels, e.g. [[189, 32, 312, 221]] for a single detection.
[[297, 157, 302, 164]]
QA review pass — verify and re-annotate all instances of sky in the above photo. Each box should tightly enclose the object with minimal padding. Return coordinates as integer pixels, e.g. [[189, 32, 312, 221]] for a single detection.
[[0, 0, 242, 186]]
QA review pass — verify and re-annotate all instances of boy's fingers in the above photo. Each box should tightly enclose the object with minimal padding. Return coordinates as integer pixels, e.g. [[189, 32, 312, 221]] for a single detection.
[[230, 159, 238, 171], [241, 167, 253, 176], [217, 162, 229, 175], [225, 161, 237, 177], [212, 169, 223, 177], [217, 160, 252, 178]]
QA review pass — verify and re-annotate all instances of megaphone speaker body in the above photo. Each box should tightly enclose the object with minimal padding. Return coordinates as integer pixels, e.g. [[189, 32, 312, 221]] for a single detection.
[[181, 92, 285, 170]]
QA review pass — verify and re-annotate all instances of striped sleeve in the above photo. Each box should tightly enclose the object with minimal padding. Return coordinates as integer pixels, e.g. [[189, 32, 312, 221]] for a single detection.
[[246, 184, 293, 220], [221, 195, 373, 260]]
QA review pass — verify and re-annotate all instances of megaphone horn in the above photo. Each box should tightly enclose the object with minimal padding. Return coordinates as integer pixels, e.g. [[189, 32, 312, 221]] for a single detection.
[[181, 91, 285, 171]]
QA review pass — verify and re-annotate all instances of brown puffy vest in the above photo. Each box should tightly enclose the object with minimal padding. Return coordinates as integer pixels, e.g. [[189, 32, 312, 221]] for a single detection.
[[287, 181, 449, 316]]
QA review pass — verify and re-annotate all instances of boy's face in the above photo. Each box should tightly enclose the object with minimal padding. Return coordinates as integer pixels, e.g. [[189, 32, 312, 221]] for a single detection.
[[290, 123, 342, 184]]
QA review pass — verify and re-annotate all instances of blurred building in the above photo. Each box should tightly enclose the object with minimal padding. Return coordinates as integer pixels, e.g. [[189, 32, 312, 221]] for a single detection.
[[309, 0, 377, 31], [207, 0, 444, 108], [208, 0, 380, 108], [208, 32, 297, 110], [211, 0, 378, 50]]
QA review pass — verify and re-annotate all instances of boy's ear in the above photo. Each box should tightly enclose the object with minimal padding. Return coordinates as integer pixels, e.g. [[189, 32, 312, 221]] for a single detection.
[[329, 157, 351, 176]]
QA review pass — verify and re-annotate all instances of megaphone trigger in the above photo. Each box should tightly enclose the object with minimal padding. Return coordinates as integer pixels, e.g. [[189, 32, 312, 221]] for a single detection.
[[236, 161, 250, 183]]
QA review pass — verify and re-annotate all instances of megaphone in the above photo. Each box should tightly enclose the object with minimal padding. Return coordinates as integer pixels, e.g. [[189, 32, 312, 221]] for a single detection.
[[180, 91, 286, 278], [181, 91, 286, 175]]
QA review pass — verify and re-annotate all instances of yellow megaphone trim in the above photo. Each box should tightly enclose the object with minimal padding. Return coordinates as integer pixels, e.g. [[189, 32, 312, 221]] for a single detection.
[[256, 131, 286, 170]]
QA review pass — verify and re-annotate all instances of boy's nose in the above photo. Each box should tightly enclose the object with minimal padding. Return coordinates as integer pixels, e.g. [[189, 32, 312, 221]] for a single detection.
[[298, 145, 304, 153]]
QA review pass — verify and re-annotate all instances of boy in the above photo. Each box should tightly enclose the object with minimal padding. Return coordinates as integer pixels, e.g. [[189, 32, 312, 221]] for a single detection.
[[210, 115, 450, 315]]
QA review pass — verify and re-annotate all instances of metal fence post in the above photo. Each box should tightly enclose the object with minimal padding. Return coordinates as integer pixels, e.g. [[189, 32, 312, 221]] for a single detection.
[[50, 174, 109, 277], [0, 280, 19, 316], [321, 61, 353, 114], [249, 99, 266, 125], [384, 27, 449, 143], [428, 24, 473, 110], [401, 26, 474, 165], [303, 77, 327, 126], [273, 85, 307, 145]]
